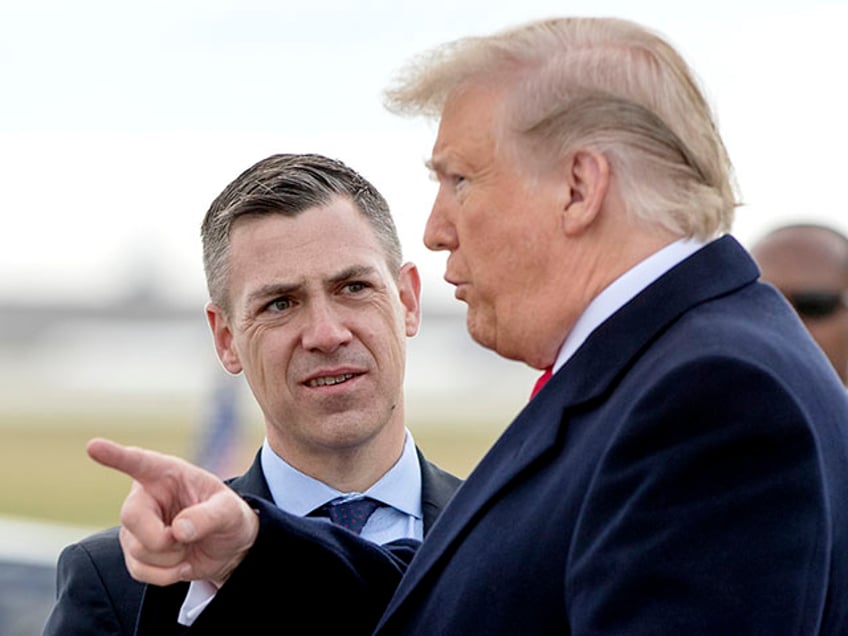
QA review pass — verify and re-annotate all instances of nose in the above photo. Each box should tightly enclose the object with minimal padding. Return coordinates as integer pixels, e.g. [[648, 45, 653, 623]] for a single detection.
[[423, 189, 458, 253], [301, 299, 353, 352]]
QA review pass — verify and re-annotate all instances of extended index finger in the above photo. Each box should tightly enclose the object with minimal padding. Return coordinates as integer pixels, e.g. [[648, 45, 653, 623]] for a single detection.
[[87, 437, 175, 485]]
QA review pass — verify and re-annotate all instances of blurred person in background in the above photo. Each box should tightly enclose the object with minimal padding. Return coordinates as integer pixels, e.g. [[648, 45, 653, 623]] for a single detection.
[[751, 223, 848, 385], [82, 16, 848, 635], [43, 153, 461, 635]]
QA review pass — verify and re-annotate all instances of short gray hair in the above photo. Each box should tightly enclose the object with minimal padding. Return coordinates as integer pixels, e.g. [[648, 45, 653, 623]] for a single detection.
[[384, 17, 739, 240], [201, 153, 401, 312]]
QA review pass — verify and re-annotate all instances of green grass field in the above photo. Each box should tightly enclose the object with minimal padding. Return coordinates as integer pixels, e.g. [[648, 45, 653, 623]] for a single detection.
[[0, 413, 504, 528]]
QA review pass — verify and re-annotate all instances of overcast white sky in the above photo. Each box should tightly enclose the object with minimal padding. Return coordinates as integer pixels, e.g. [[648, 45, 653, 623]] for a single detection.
[[1, 0, 846, 310]]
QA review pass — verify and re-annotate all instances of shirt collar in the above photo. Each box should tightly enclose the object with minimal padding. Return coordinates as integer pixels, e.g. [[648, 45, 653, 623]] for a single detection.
[[259, 429, 422, 520], [554, 238, 707, 373]]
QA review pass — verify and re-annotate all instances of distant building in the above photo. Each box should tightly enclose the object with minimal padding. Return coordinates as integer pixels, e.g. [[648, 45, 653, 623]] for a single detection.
[[0, 295, 537, 424]]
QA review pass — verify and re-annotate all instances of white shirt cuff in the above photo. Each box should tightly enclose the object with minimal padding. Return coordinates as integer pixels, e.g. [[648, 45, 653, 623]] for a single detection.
[[178, 579, 219, 626]]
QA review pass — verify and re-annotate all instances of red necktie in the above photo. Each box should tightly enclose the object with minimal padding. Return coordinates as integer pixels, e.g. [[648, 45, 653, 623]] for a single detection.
[[530, 367, 553, 400]]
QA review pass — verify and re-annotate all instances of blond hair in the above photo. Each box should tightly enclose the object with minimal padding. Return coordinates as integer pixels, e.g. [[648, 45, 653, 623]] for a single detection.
[[385, 17, 739, 240]]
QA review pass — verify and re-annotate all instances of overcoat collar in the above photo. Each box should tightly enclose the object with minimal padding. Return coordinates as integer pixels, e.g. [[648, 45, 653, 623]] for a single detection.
[[378, 235, 760, 624]]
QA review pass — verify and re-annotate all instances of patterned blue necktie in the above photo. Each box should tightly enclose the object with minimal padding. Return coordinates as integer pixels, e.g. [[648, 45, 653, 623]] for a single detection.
[[312, 497, 382, 535]]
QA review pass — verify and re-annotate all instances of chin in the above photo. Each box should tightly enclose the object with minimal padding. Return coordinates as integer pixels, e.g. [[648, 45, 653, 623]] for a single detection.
[[466, 325, 494, 353], [468, 312, 522, 359], [315, 416, 386, 448], [465, 312, 492, 348], [469, 321, 531, 365]]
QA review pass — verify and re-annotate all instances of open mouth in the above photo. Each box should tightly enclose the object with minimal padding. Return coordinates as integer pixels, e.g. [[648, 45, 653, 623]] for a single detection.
[[306, 373, 356, 388]]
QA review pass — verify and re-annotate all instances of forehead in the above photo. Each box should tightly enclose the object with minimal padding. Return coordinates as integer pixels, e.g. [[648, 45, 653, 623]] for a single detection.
[[431, 83, 508, 170], [228, 198, 390, 284], [754, 230, 848, 291]]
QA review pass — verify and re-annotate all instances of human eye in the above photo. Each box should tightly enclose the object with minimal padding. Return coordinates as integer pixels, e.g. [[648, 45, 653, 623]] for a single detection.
[[425, 160, 465, 188], [265, 296, 294, 313], [343, 281, 370, 295]]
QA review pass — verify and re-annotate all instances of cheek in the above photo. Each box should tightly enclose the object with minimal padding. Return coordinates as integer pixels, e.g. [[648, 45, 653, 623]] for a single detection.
[[464, 203, 554, 278], [366, 309, 408, 369], [240, 327, 290, 386], [806, 319, 837, 341], [831, 318, 848, 350]]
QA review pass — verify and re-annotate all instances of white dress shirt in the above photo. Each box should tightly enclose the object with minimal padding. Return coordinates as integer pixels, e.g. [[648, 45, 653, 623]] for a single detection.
[[553, 238, 706, 373], [179, 429, 423, 625]]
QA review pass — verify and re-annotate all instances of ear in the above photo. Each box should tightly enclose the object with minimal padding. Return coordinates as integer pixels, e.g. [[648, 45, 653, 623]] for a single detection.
[[205, 302, 243, 375], [560, 149, 610, 236], [397, 262, 422, 337]]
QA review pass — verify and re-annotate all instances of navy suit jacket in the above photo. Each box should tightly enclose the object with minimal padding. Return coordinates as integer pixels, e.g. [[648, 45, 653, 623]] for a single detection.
[[43, 448, 460, 635], [182, 236, 848, 635]]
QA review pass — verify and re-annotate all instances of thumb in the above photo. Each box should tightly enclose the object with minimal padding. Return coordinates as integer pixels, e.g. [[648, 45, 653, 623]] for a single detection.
[[170, 489, 250, 545], [170, 491, 259, 586]]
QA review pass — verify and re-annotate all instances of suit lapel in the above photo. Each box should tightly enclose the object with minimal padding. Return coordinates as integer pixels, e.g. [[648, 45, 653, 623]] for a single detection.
[[417, 449, 463, 534], [224, 451, 272, 500], [380, 382, 565, 619], [547, 236, 759, 408], [380, 236, 759, 621]]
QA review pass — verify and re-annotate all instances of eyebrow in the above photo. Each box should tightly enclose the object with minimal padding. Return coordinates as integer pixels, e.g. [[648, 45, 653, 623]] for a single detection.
[[244, 265, 380, 307], [245, 281, 303, 308], [329, 265, 379, 285], [424, 158, 442, 174]]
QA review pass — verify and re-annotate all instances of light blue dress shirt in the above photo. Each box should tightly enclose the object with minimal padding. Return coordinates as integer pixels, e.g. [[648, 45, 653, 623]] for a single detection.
[[259, 429, 424, 543]]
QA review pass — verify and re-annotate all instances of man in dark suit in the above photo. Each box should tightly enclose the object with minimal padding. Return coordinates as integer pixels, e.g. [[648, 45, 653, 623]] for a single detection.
[[83, 17, 848, 635], [43, 153, 460, 635], [752, 223, 848, 385], [44, 449, 457, 635]]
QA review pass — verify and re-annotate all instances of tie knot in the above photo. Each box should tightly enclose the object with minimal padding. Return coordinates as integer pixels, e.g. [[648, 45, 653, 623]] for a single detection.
[[312, 497, 382, 535]]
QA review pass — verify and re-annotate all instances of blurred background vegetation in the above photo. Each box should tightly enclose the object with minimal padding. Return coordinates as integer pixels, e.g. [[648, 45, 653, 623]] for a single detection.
[[0, 296, 532, 530], [0, 414, 507, 528]]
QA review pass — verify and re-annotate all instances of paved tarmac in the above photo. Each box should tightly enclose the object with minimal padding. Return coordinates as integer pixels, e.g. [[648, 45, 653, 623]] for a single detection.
[[0, 516, 96, 635], [0, 559, 55, 636]]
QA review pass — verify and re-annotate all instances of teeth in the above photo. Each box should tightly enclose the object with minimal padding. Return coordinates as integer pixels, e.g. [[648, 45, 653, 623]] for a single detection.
[[307, 373, 354, 387]]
